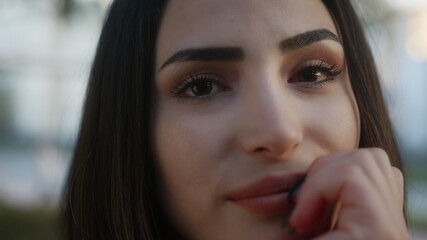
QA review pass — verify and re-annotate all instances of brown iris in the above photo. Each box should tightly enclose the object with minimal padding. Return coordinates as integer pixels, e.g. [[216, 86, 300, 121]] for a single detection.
[[297, 69, 329, 82], [191, 81, 213, 96]]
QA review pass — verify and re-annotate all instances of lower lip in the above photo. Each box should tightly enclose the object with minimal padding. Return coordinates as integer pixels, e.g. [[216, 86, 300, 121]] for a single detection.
[[230, 192, 292, 214]]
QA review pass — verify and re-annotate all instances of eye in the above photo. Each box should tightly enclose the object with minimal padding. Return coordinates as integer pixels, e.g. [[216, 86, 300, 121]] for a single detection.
[[171, 73, 228, 101], [296, 69, 330, 82], [289, 60, 343, 86], [186, 80, 214, 96]]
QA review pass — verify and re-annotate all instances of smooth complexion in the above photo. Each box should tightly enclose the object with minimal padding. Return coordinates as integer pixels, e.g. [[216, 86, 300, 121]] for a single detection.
[[154, 0, 407, 240]]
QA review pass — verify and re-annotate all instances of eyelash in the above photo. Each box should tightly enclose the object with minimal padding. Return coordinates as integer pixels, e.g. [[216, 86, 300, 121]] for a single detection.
[[170, 73, 229, 102], [170, 60, 343, 101], [288, 59, 343, 88]]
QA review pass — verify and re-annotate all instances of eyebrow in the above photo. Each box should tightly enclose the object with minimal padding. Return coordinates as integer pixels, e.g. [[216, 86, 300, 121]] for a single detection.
[[159, 47, 244, 70], [279, 28, 341, 53], [159, 28, 341, 71]]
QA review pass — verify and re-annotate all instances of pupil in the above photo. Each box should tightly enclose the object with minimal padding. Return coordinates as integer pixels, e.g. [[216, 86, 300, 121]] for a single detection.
[[192, 81, 212, 96], [301, 69, 318, 82]]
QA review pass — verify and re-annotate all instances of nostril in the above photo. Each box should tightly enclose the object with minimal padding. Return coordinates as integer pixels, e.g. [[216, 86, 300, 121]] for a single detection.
[[254, 147, 269, 153]]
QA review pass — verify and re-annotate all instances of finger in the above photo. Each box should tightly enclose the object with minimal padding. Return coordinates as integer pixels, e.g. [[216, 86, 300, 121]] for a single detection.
[[289, 165, 379, 233], [391, 167, 405, 208], [362, 148, 404, 209], [356, 149, 397, 207], [308, 150, 353, 173], [311, 150, 394, 209], [312, 230, 352, 240], [365, 148, 401, 204]]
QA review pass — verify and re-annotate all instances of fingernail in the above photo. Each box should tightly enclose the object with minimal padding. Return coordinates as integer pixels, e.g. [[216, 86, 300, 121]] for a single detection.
[[286, 174, 307, 203], [281, 204, 295, 228], [288, 226, 296, 235]]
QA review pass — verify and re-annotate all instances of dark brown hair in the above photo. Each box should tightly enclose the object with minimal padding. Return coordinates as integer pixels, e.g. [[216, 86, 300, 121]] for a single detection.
[[61, 0, 404, 239]]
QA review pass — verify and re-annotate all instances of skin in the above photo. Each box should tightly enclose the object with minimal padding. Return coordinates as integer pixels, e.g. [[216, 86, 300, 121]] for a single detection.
[[154, 0, 409, 239]]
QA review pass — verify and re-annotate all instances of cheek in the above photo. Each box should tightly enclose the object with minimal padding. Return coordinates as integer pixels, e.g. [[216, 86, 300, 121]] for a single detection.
[[154, 104, 227, 233], [303, 82, 360, 152], [155, 106, 225, 175]]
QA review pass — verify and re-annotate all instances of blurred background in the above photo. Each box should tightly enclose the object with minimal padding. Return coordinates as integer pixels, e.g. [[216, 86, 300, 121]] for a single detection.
[[0, 0, 426, 239]]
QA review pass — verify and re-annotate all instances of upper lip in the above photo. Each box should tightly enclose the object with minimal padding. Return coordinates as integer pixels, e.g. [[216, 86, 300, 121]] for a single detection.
[[226, 172, 306, 200]]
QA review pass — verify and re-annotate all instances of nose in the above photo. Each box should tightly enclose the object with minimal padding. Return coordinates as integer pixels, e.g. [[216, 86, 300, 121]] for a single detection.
[[235, 73, 303, 161]]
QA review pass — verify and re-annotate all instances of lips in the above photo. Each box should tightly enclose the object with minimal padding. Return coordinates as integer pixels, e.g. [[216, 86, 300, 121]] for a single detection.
[[226, 173, 305, 215]]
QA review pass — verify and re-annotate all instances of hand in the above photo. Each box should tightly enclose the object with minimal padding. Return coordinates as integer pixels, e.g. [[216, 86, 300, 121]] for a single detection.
[[289, 148, 410, 240]]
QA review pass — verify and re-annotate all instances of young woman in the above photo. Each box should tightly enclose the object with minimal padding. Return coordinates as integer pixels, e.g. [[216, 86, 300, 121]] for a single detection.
[[62, 0, 410, 239]]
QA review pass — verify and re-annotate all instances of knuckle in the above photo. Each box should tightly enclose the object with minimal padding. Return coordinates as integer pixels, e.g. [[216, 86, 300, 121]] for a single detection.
[[369, 147, 389, 161], [345, 225, 371, 240], [359, 148, 391, 168], [353, 218, 393, 240], [351, 148, 372, 162], [340, 163, 363, 180], [309, 155, 329, 172], [392, 167, 404, 183]]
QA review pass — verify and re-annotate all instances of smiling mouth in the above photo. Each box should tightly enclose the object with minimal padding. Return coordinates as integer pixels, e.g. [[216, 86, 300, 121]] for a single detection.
[[226, 173, 305, 215]]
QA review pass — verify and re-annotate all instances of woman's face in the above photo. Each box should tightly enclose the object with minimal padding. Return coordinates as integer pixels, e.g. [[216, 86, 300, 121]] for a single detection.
[[154, 0, 360, 239]]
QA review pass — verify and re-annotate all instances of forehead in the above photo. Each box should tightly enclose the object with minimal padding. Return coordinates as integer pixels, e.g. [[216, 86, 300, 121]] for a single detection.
[[156, 0, 338, 68]]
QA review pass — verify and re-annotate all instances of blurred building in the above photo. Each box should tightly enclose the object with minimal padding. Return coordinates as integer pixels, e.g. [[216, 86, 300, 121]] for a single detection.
[[0, 0, 109, 207], [356, 0, 427, 157]]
